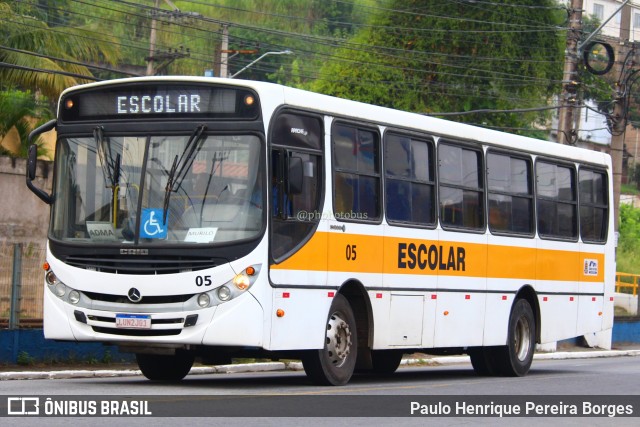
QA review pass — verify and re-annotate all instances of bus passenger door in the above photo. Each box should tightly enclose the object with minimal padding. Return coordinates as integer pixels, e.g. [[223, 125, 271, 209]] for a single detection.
[[268, 112, 327, 350]]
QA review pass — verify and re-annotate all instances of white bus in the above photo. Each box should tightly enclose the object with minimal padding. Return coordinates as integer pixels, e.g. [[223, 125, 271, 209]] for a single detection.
[[27, 77, 615, 385]]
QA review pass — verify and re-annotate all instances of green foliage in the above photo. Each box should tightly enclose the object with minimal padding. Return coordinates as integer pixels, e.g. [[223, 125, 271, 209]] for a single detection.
[[17, 351, 35, 366], [0, 89, 50, 158], [617, 204, 640, 274], [0, 1, 122, 100], [312, 0, 564, 133]]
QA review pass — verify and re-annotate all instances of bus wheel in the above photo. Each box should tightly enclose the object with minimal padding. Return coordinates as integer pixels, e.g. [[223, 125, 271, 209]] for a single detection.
[[468, 347, 498, 376], [496, 298, 536, 376], [303, 294, 357, 386], [370, 350, 403, 374], [136, 351, 194, 381]]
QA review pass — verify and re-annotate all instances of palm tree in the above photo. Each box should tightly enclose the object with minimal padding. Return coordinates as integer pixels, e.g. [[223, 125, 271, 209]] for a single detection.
[[0, 1, 122, 100], [0, 1, 122, 158]]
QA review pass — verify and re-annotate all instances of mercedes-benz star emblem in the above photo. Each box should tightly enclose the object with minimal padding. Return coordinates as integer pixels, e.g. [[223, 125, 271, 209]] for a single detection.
[[127, 287, 142, 303]]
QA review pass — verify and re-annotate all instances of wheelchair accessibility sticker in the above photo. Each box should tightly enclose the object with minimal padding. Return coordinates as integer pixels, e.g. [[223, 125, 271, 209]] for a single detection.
[[140, 208, 167, 239]]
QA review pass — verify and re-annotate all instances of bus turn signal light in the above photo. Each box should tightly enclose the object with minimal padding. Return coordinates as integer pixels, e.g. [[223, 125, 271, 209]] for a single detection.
[[276, 309, 285, 318]]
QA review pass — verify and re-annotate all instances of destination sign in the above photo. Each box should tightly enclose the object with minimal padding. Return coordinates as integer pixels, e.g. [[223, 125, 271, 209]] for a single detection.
[[60, 84, 259, 121]]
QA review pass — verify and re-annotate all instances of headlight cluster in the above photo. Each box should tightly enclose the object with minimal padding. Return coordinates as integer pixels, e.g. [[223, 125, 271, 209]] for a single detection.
[[44, 263, 82, 305], [196, 265, 261, 309]]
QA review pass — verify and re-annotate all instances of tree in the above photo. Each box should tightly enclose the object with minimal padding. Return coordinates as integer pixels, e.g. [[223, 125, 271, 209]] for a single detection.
[[0, 89, 49, 158], [312, 0, 565, 135], [0, 0, 121, 101]]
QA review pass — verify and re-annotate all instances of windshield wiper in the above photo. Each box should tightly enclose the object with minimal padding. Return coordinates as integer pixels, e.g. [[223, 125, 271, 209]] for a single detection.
[[162, 124, 207, 224], [94, 126, 121, 189]]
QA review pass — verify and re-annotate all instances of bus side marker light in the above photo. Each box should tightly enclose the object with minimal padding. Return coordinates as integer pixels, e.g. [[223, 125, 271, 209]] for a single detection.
[[276, 309, 285, 318], [570, 297, 574, 302], [443, 311, 449, 316], [328, 292, 335, 297], [43, 262, 50, 271], [598, 312, 603, 316], [592, 297, 596, 302], [431, 294, 437, 300], [465, 294, 470, 300], [543, 297, 548, 302], [376, 293, 382, 299]]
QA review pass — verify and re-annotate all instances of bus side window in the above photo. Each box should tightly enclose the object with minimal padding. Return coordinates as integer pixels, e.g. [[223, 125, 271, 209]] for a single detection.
[[438, 142, 484, 231], [332, 123, 381, 222], [579, 168, 608, 243], [487, 151, 533, 236], [536, 160, 577, 240]]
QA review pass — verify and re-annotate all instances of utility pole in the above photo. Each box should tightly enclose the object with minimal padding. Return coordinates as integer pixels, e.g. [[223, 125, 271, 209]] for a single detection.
[[146, 0, 160, 76], [611, 2, 633, 232], [557, 0, 583, 145], [220, 25, 229, 78]]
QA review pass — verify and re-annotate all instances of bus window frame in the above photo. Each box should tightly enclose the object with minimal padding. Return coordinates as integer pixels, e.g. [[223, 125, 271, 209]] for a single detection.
[[383, 129, 437, 229], [331, 120, 383, 224], [577, 164, 609, 245], [268, 108, 325, 264], [485, 148, 535, 239], [436, 139, 486, 234], [534, 157, 579, 242]]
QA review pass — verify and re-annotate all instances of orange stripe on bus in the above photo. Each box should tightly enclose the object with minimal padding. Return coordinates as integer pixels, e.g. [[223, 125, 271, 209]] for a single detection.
[[271, 232, 605, 282]]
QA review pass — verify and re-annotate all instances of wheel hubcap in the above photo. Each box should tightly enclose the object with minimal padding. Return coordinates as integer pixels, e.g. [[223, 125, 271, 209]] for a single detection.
[[514, 316, 531, 361], [325, 312, 352, 368]]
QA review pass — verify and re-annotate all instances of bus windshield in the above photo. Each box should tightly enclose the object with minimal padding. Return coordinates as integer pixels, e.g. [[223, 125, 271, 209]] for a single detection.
[[51, 132, 264, 246]]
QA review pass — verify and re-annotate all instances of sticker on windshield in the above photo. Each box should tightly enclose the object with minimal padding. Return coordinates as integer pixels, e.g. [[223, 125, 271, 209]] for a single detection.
[[140, 208, 167, 239], [86, 221, 117, 241], [185, 227, 218, 243]]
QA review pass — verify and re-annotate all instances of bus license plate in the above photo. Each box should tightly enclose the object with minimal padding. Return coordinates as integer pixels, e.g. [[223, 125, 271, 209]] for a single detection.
[[115, 314, 151, 329]]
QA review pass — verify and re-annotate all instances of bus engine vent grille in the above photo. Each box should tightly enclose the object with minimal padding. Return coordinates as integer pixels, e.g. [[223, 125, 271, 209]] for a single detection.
[[63, 255, 222, 274]]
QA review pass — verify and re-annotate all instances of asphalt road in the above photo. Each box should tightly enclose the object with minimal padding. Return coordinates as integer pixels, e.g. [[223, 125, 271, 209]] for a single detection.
[[2, 353, 639, 426]]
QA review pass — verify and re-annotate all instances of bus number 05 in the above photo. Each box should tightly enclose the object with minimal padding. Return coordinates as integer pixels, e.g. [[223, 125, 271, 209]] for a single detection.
[[346, 244, 357, 261], [196, 275, 212, 287]]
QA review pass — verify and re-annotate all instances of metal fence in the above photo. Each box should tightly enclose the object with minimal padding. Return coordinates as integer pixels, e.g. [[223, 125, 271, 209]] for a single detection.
[[0, 241, 46, 328]]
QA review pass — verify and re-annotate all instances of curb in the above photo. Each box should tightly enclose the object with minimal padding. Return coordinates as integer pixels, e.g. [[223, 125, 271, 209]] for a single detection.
[[1, 349, 638, 381]]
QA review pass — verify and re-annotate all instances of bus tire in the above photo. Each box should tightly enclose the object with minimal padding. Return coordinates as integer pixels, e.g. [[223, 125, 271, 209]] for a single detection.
[[496, 298, 536, 376], [302, 294, 357, 386], [370, 350, 403, 374], [136, 351, 194, 381], [468, 347, 498, 376]]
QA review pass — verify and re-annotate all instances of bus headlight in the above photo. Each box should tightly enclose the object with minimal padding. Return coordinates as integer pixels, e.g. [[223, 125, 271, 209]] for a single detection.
[[217, 286, 231, 301], [233, 273, 251, 290], [54, 283, 66, 297], [197, 264, 261, 308], [44, 267, 82, 304], [68, 290, 81, 304], [197, 293, 211, 308], [46, 270, 59, 286]]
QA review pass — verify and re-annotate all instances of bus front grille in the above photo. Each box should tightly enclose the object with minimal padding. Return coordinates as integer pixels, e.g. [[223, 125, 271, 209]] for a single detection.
[[64, 255, 222, 275]]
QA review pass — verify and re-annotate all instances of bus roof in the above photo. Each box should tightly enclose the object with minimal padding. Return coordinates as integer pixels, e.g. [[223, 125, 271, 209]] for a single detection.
[[59, 76, 611, 168]]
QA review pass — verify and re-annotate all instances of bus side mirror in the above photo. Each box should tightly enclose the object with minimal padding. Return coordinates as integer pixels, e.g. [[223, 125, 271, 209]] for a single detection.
[[287, 156, 303, 195], [26, 119, 56, 205]]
